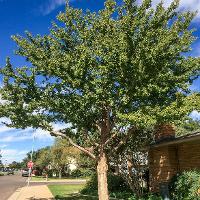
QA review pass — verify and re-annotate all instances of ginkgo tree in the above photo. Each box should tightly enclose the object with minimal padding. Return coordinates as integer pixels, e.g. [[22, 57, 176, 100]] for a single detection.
[[0, 0, 200, 199]]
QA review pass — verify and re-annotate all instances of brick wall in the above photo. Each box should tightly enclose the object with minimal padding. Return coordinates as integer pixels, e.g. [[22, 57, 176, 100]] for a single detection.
[[149, 140, 200, 192], [178, 141, 200, 171], [149, 146, 178, 192]]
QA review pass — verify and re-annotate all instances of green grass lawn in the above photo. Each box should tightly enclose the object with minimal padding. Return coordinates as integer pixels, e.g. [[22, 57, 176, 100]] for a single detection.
[[31, 176, 86, 181], [48, 184, 98, 200]]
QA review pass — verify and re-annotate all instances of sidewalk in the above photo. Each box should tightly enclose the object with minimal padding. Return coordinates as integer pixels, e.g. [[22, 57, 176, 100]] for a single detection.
[[8, 185, 54, 200]]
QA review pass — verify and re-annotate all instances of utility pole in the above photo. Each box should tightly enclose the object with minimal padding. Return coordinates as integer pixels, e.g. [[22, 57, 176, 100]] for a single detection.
[[27, 130, 36, 187], [31, 133, 35, 162]]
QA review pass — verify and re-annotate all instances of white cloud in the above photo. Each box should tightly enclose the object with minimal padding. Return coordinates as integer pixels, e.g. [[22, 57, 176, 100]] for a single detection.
[[52, 122, 70, 131], [0, 126, 50, 143], [0, 117, 11, 124], [136, 0, 200, 19], [1, 149, 28, 164], [39, 0, 66, 15], [0, 135, 32, 143], [154, 0, 200, 19], [38, 0, 200, 18], [32, 122, 70, 140], [190, 110, 200, 120], [0, 121, 70, 143], [0, 144, 8, 149], [33, 128, 53, 140], [0, 126, 15, 134], [0, 129, 53, 143]]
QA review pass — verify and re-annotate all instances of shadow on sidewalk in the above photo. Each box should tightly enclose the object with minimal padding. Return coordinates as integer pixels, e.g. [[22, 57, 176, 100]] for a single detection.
[[54, 194, 98, 200], [27, 198, 54, 200], [27, 194, 98, 200]]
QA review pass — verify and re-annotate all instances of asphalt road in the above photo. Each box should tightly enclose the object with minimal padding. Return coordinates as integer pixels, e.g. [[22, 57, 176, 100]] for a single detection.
[[0, 173, 27, 200]]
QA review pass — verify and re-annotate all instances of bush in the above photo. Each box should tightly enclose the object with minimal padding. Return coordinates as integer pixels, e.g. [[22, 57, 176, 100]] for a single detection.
[[0, 172, 4, 176], [81, 173, 162, 199], [81, 172, 131, 196], [70, 168, 93, 178], [110, 191, 134, 199], [127, 194, 162, 200], [169, 170, 200, 200]]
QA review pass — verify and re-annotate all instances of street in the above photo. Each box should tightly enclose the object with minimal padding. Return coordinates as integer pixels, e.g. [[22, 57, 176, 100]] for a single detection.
[[0, 174, 27, 200]]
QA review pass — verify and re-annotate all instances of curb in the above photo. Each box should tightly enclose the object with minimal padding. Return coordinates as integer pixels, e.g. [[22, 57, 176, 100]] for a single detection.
[[7, 187, 23, 200], [29, 179, 87, 183]]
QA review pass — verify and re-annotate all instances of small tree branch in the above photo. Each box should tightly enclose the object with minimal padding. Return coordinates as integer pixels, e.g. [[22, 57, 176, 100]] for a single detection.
[[82, 128, 99, 148], [50, 130, 96, 160], [104, 132, 118, 146], [114, 126, 137, 152]]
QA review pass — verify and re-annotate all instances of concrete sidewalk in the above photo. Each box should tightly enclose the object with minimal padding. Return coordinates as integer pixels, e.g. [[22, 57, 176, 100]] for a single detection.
[[8, 185, 54, 200]]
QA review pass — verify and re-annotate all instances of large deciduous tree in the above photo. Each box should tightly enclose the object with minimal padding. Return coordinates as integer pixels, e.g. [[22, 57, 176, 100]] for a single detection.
[[0, 0, 200, 199]]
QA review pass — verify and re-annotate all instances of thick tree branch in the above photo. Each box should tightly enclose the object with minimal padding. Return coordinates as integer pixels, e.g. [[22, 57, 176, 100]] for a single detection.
[[50, 130, 96, 160]]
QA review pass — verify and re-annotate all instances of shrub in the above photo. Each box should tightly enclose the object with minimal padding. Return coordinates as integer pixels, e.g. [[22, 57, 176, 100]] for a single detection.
[[169, 170, 200, 200], [70, 168, 93, 178], [81, 173, 162, 199], [127, 194, 162, 200], [81, 172, 131, 196], [143, 194, 162, 200], [110, 191, 134, 199], [0, 172, 4, 176]]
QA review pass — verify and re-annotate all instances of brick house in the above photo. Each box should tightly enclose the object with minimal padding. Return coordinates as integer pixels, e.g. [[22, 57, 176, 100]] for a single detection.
[[148, 124, 200, 192]]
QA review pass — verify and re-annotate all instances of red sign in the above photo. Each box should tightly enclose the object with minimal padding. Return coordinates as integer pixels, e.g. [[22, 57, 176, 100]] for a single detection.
[[27, 161, 34, 168]]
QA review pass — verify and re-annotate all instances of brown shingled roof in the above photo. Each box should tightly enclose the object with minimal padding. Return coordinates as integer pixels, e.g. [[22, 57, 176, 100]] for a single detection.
[[151, 131, 200, 148]]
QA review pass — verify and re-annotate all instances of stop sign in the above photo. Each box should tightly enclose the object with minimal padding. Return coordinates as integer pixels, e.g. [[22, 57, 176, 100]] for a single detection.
[[27, 161, 34, 168]]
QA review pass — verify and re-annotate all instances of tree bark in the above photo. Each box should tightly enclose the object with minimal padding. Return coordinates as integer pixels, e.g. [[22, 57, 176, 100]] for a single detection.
[[96, 108, 111, 200], [58, 169, 62, 179], [97, 151, 109, 200]]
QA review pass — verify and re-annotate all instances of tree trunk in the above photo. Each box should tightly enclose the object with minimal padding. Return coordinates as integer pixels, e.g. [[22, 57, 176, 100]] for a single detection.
[[97, 151, 109, 200], [58, 169, 62, 179], [97, 108, 110, 200]]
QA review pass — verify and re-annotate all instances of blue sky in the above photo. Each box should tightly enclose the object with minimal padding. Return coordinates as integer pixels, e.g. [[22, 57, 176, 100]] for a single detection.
[[0, 0, 199, 164]]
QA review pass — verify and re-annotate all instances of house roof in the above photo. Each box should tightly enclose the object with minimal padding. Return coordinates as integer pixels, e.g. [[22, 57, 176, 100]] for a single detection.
[[151, 131, 200, 148]]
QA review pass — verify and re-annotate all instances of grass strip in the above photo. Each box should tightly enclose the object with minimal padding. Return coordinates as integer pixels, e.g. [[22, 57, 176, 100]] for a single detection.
[[48, 184, 125, 200]]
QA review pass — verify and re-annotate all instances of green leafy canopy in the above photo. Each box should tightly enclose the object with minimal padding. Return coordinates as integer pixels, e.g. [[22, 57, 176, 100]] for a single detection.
[[0, 0, 200, 138]]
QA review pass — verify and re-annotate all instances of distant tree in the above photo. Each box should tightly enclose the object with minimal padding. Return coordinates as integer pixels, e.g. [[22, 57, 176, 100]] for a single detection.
[[0, 0, 200, 199], [9, 161, 22, 169], [21, 150, 40, 168], [50, 139, 81, 178], [36, 139, 81, 178], [35, 147, 51, 169], [176, 119, 200, 136]]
